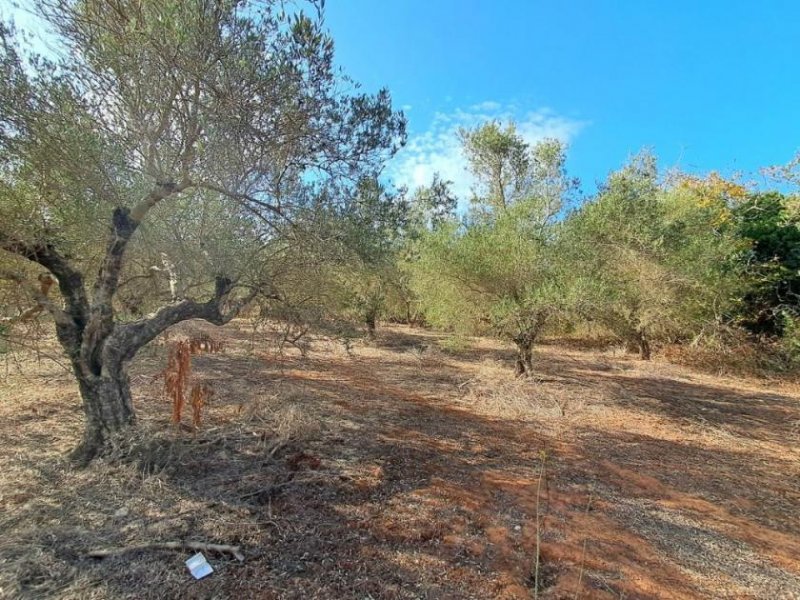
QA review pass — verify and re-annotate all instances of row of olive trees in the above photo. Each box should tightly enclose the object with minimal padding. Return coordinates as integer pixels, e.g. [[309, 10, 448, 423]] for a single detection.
[[246, 173, 457, 347], [247, 120, 794, 380], [404, 123, 750, 375], [273, 146, 800, 367]]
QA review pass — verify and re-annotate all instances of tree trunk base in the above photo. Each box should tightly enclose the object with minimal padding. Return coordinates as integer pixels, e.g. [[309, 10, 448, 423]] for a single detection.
[[514, 342, 534, 377], [365, 316, 377, 340], [626, 331, 652, 360], [638, 333, 651, 360], [71, 372, 136, 466]]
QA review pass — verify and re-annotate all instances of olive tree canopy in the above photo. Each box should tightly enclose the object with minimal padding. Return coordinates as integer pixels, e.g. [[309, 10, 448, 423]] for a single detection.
[[412, 123, 577, 376], [0, 0, 405, 462]]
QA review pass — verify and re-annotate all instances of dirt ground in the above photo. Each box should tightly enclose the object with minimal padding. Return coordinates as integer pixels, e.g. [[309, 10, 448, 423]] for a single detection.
[[1, 321, 799, 599]]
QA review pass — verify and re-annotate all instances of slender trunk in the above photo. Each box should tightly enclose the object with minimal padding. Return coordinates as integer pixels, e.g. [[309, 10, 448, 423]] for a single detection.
[[71, 363, 135, 465], [365, 312, 377, 339], [638, 330, 651, 360], [514, 337, 534, 377]]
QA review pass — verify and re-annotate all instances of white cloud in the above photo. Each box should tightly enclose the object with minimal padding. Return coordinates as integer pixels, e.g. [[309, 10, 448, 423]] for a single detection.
[[388, 102, 587, 204], [469, 100, 502, 112]]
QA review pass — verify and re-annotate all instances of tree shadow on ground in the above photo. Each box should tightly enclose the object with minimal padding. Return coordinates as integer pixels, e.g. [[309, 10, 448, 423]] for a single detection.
[[2, 327, 800, 599], [603, 373, 798, 442]]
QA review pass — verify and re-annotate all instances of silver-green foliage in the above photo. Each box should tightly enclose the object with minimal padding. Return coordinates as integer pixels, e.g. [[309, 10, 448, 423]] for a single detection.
[[563, 152, 744, 357], [411, 123, 576, 375]]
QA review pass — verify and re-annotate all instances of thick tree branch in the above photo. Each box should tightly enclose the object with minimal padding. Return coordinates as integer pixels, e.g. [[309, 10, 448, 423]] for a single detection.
[[106, 277, 260, 366], [92, 182, 192, 311], [129, 180, 191, 224], [87, 540, 244, 562], [82, 182, 192, 373], [0, 230, 89, 326]]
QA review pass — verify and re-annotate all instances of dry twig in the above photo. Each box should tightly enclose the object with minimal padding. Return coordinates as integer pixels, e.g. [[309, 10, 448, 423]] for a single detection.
[[87, 540, 245, 562]]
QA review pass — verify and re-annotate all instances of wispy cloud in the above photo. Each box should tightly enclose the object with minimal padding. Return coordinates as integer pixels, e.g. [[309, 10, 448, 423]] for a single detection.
[[388, 102, 587, 202]]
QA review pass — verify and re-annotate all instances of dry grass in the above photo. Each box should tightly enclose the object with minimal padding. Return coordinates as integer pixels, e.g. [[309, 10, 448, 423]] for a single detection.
[[457, 359, 587, 424], [0, 322, 799, 599], [661, 337, 799, 380]]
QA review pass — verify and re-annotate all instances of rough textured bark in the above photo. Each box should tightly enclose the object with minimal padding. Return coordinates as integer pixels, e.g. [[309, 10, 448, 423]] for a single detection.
[[637, 329, 651, 360], [513, 333, 535, 377], [511, 311, 548, 377], [0, 184, 258, 464], [68, 276, 256, 462], [71, 366, 135, 465]]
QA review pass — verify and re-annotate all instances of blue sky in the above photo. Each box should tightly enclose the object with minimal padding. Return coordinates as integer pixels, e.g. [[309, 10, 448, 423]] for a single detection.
[[325, 1, 799, 197], [3, 2, 797, 199]]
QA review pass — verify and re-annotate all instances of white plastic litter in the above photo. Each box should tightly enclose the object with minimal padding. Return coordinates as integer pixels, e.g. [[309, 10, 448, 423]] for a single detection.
[[186, 552, 213, 579]]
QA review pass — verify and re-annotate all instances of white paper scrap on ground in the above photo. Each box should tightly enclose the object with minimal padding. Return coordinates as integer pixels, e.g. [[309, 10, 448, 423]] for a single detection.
[[186, 552, 213, 579]]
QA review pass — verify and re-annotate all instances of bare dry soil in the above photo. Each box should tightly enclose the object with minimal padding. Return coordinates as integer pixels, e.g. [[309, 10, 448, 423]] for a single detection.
[[1, 322, 799, 599]]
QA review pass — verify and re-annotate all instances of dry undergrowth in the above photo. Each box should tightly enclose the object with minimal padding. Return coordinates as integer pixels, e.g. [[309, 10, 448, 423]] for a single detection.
[[163, 336, 225, 429], [457, 359, 587, 423], [0, 321, 799, 599]]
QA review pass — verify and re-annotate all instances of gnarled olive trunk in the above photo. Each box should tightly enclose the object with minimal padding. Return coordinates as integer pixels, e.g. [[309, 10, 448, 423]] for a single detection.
[[637, 330, 651, 360], [3, 199, 256, 466], [63, 289, 250, 462], [71, 364, 135, 464], [628, 327, 651, 360], [511, 312, 548, 377], [513, 332, 535, 377], [624, 326, 651, 360]]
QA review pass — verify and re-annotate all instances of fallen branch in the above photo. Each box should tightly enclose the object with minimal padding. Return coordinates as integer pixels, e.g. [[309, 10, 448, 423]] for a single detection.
[[87, 540, 245, 562], [238, 474, 325, 500], [457, 378, 476, 390]]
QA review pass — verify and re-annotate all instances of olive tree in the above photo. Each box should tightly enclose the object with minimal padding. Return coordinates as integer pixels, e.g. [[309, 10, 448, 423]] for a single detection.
[[563, 154, 743, 358], [411, 123, 577, 376], [332, 178, 410, 337], [0, 1, 405, 462], [392, 174, 458, 325]]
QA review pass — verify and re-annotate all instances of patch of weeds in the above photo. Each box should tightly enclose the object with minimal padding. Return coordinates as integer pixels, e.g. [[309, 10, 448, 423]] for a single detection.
[[439, 335, 469, 355], [526, 559, 559, 595]]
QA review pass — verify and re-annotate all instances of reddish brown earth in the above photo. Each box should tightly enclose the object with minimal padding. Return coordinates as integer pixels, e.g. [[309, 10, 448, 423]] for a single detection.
[[1, 322, 799, 599]]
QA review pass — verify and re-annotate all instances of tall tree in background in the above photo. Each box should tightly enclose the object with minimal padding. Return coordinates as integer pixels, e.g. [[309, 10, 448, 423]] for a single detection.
[[412, 123, 577, 376], [392, 173, 458, 325], [0, 0, 405, 462], [733, 152, 800, 336], [460, 122, 577, 220]]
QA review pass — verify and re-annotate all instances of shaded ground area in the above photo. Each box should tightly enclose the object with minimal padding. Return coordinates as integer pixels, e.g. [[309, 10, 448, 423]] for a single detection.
[[1, 322, 799, 599]]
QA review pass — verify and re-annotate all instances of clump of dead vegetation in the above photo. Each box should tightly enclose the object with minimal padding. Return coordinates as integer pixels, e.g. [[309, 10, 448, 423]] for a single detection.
[[237, 390, 321, 456], [661, 331, 800, 380], [457, 359, 585, 422], [162, 336, 224, 430]]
